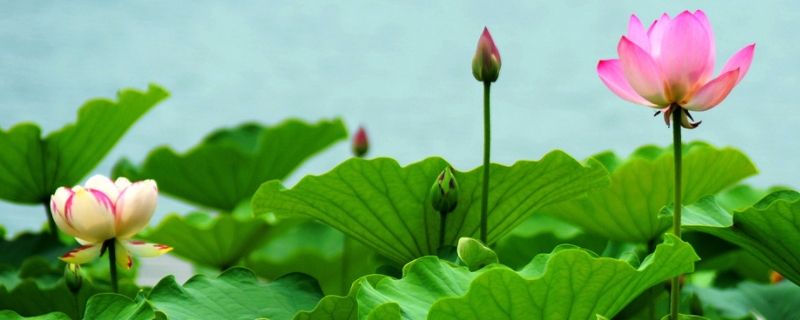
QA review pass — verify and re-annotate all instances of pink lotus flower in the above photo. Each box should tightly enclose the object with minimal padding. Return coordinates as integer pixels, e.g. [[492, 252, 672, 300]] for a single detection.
[[597, 10, 755, 128], [472, 27, 501, 83], [51, 174, 172, 269]]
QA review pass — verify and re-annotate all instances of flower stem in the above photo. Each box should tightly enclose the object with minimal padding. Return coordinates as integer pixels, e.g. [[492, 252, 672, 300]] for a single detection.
[[439, 211, 447, 248], [44, 202, 58, 238], [646, 238, 658, 320], [480, 81, 491, 244], [73, 292, 82, 319], [105, 239, 119, 294], [669, 104, 683, 320], [341, 234, 353, 294]]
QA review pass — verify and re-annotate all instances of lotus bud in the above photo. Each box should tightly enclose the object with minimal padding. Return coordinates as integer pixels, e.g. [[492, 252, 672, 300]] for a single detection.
[[64, 263, 83, 293], [352, 126, 369, 158], [430, 166, 459, 214], [472, 27, 501, 83]]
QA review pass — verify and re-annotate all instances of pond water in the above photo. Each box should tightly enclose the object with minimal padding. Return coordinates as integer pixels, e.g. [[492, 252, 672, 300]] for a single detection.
[[1, 1, 798, 284]]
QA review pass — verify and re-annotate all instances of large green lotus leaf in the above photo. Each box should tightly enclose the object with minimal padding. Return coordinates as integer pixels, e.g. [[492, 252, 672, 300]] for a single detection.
[[356, 256, 499, 320], [366, 303, 401, 320], [680, 191, 800, 286], [688, 281, 800, 320], [493, 215, 607, 270], [294, 275, 386, 320], [605, 315, 710, 320], [599, 315, 709, 320], [713, 184, 788, 213], [355, 234, 695, 320], [252, 150, 609, 264], [147, 268, 323, 320], [0, 275, 138, 319], [0, 256, 65, 292], [427, 234, 697, 320], [138, 211, 280, 270], [83, 293, 155, 320], [0, 254, 135, 294], [246, 219, 383, 296], [0, 310, 71, 320], [0, 84, 168, 204], [539, 142, 757, 243], [713, 251, 772, 286], [0, 230, 135, 286], [0, 229, 71, 269], [114, 118, 347, 212], [0, 265, 17, 289]]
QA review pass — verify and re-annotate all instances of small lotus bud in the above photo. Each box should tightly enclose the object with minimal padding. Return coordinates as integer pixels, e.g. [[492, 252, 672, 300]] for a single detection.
[[472, 27, 501, 83], [64, 263, 83, 293], [352, 126, 369, 158], [430, 166, 459, 214], [770, 270, 784, 284]]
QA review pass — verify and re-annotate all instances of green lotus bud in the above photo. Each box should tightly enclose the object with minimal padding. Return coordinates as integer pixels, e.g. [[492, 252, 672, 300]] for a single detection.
[[64, 263, 83, 293], [430, 166, 459, 214]]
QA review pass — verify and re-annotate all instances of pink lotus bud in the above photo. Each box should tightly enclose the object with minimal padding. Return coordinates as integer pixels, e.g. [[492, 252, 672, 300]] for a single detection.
[[472, 27, 501, 83], [352, 126, 369, 158]]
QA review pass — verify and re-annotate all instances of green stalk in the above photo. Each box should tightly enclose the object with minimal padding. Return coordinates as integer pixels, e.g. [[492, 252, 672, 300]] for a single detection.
[[105, 239, 119, 293], [74, 292, 82, 319], [341, 234, 353, 294], [44, 202, 58, 238], [480, 81, 491, 244], [647, 238, 658, 320], [439, 212, 447, 248], [669, 103, 683, 320]]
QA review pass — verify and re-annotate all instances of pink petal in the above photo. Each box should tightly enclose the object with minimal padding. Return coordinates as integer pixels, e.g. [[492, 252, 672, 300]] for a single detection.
[[65, 188, 116, 243], [121, 240, 173, 258], [683, 69, 740, 111], [481, 27, 501, 65], [626, 15, 650, 54], [115, 180, 158, 239], [51, 187, 83, 239], [647, 13, 672, 58], [597, 59, 657, 107], [51, 187, 73, 217], [114, 240, 134, 270], [658, 11, 711, 103], [720, 44, 755, 85], [60, 244, 102, 265], [693, 10, 716, 85], [84, 174, 121, 203], [618, 37, 669, 106]]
